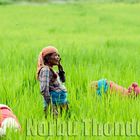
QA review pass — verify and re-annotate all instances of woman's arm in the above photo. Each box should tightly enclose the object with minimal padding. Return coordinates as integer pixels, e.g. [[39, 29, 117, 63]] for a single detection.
[[39, 67, 51, 103], [58, 64, 65, 83]]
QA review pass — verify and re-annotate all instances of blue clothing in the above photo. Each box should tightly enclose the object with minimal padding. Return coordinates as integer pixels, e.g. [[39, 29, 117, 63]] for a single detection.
[[43, 91, 68, 107], [96, 79, 109, 96], [50, 90, 68, 105], [39, 66, 68, 108]]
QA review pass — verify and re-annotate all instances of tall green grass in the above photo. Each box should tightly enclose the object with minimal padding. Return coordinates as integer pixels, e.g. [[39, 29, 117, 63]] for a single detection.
[[0, 3, 140, 139]]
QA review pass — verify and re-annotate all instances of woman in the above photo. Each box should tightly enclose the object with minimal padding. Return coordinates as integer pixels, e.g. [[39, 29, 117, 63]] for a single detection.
[[0, 104, 21, 136], [91, 79, 132, 96], [37, 46, 69, 117]]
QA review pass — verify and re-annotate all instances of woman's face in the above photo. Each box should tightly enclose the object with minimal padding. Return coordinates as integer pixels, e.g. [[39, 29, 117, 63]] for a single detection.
[[91, 81, 98, 92], [48, 52, 60, 66]]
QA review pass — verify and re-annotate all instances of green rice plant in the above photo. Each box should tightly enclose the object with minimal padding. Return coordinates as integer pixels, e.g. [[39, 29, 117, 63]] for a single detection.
[[0, 2, 140, 139]]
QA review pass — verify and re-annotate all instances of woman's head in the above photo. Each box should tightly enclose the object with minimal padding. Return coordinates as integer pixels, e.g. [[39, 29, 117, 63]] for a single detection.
[[44, 52, 60, 67], [41, 46, 58, 59], [37, 46, 60, 79], [91, 81, 98, 93], [41, 46, 60, 66]]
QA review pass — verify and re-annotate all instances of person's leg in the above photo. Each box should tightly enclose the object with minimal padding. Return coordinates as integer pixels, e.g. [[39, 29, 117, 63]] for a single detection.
[[43, 96, 51, 118], [60, 103, 70, 118], [60, 105, 63, 116], [43, 99, 48, 118], [49, 92, 58, 118], [60, 104, 67, 116], [52, 105, 58, 118], [60, 91, 70, 117]]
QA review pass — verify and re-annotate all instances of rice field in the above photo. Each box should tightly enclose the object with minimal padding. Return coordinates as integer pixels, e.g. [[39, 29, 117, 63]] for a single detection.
[[0, 2, 140, 139]]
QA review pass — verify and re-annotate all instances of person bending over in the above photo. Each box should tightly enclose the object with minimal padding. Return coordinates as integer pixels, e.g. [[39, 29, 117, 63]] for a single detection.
[[90, 79, 138, 96], [0, 104, 21, 136]]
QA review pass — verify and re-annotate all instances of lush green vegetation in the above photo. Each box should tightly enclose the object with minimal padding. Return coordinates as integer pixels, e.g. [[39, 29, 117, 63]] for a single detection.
[[0, 2, 140, 139]]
